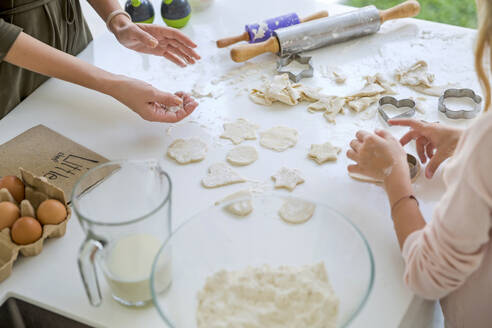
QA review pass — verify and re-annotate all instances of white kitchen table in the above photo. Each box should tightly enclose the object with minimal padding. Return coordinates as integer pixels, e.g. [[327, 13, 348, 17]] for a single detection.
[[0, 0, 479, 327]]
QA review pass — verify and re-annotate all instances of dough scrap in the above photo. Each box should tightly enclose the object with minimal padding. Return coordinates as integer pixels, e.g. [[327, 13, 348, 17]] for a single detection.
[[226, 146, 258, 166], [395, 61, 446, 96], [220, 118, 259, 145], [250, 74, 301, 106], [308, 142, 341, 164], [202, 163, 246, 188], [249, 74, 322, 106], [215, 190, 253, 217], [395, 61, 434, 88], [346, 95, 380, 113], [167, 138, 207, 164], [331, 69, 347, 84], [278, 199, 316, 224], [260, 126, 298, 152], [364, 73, 396, 95], [271, 167, 305, 191]]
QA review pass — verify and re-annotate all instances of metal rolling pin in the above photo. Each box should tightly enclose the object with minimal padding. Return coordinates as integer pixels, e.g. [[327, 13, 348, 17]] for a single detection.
[[230, 0, 420, 63]]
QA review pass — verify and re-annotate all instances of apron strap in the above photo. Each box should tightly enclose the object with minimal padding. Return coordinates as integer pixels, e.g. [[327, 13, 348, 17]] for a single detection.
[[0, 0, 56, 16]]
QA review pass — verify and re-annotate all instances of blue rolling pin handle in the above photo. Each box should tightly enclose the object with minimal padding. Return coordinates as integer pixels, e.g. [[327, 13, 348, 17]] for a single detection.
[[246, 13, 300, 43]]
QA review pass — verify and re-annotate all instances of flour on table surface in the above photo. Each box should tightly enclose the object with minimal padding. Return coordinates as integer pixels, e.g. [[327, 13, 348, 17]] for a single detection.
[[196, 263, 339, 328], [215, 190, 253, 217], [220, 118, 259, 145], [192, 81, 225, 99], [226, 145, 258, 166], [308, 142, 341, 164], [271, 167, 305, 191], [167, 138, 207, 164], [202, 163, 246, 188], [278, 198, 316, 224], [260, 126, 298, 152]]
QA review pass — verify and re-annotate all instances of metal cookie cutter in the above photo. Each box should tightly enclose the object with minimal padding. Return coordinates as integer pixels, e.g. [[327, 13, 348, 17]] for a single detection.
[[438, 88, 482, 119], [378, 96, 416, 124], [407, 154, 421, 182], [277, 54, 314, 83]]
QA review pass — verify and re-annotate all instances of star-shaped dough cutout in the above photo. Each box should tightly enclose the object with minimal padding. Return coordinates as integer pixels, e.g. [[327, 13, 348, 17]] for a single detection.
[[220, 118, 259, 145], [308, 142, 341, 164], [271, 167, 305, 191]]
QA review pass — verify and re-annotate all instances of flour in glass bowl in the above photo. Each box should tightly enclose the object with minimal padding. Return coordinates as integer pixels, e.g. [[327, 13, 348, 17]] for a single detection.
[[196, 262, 339, 328]]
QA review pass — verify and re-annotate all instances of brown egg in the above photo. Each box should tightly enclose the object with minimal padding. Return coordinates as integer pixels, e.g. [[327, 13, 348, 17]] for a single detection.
[[37, 199, 67, 225], [11, 217, 42, 245], [0, 176, 25, 203], [0, 201, 20, 230]]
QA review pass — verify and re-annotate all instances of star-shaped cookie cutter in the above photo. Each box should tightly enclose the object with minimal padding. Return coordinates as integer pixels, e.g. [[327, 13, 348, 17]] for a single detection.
[[438, 88, 482, 119], [378, 96, 416, 124], [277, 54, 314, 83]]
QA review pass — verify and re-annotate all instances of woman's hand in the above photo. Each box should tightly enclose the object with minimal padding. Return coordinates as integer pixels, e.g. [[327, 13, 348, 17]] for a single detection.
[[107, 75, 198, 122], [389, 119, 462, 179], [109, 15, 200, 67], [347, 129, 408, 182]]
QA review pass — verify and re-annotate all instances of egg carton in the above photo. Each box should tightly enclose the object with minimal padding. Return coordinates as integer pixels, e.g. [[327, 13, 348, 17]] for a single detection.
[[0, 168, 71, 283]]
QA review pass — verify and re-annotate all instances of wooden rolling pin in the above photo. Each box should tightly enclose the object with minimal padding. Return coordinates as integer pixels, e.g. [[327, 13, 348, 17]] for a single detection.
[[216, 10, 329, 48], [230, 0, 420, 62]]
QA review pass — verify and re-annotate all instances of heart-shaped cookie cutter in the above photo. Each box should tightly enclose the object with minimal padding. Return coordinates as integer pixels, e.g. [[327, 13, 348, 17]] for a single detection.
[[378, 96, 416, 124], [438, 88, 482, 119], [277, 54, 314, 83]]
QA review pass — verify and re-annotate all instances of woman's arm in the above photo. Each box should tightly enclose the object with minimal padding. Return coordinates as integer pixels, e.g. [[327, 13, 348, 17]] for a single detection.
[[4, 32, 198, 122]]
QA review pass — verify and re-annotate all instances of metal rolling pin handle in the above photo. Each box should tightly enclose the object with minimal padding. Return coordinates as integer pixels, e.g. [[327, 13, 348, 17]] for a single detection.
[[230, 0, 420, 63]]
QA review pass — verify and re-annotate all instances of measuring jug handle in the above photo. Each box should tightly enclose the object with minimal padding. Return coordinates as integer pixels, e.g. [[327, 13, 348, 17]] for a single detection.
[[78, 238, 103, 306]]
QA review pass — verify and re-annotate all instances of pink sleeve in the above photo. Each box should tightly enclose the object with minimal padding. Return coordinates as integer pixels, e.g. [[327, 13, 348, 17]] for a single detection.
[[401, 128, 492, 300]]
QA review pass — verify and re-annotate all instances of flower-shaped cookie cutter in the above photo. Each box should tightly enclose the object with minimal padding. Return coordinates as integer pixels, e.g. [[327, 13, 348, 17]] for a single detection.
[[277, 54, 314, 83], [378, 96, 416, 124], [438, 88, 482, 119]]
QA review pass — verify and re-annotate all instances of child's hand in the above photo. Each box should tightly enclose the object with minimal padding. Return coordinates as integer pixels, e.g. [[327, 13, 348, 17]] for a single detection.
[[347, 129, 408, 182], [389, 119, 462, 179]]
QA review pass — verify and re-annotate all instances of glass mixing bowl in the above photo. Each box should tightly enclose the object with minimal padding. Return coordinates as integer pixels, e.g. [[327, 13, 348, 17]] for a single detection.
[[151, 194, 374, 327]]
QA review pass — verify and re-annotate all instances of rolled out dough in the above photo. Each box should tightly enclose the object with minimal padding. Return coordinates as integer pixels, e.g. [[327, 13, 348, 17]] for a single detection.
[[226, 146, 258, 166], [220, 118, 259, 145], [167, 138, 207, 164], [202, 163, 246, 188], [271, 167, 304, 191], [308, 142, 341, 164], [278, 199, 316, 224], [260, 126, 298, 152], [215, 190, 253, 217]]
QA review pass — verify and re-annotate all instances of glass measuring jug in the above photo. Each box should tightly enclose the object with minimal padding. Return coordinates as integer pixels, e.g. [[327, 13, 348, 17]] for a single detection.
[[72, 160, 172, 307]]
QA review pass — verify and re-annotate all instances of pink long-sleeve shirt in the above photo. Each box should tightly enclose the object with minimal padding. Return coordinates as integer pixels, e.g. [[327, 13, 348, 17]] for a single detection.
[[402, 111, 492, 327]]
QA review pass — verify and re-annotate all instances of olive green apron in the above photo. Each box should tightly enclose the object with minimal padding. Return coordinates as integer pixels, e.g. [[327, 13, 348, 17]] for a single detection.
[[0, 0, 93, 119]]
